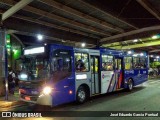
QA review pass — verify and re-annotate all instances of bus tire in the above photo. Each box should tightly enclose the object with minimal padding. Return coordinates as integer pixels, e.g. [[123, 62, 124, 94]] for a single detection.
[[127, 79, 133, 91], [76, 86, 87, 104]]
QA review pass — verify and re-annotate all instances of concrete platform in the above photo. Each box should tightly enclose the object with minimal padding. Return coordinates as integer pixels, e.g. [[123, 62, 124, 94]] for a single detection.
[[0, 88, 25, 109]]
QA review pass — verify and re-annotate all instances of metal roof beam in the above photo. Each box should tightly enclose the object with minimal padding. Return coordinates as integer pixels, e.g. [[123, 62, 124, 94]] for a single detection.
[[15, 32, 95, 47], [137, 0, 160, 21], [39, 0, 124, 33], [108, 39, 160, 50], [78, 0, 138, 29], [12, 13, 100, 39], [0, 9, 100, 39], [101, 25, 160, 43], [23, 7, 111, 37], [150, 49, 160, 53], [0, 0, 111, 37], [1, 0, 33, 21], [3, 17, 98, 45]]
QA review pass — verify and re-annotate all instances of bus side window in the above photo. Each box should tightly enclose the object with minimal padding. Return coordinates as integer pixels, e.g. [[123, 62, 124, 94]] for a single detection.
[[140, 58, 146, 69], [75, 53, 89, 72], [95, 58, 98, 73], [50, 49, 73, 82], [76, 59, 86, 71], [107, 63, 113, 70], [101, 55, 113, 71], [124, 57, 132, 70], [133, 57, 146, 69], [102, 63, 107, 71]]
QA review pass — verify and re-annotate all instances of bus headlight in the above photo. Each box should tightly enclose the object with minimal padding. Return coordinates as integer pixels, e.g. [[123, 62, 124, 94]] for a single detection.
[[19, 73, 28, 80], [42, 86, 52, 95]]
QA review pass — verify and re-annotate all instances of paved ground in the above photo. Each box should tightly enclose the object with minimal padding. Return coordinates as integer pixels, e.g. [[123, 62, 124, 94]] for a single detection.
[[0, 87, 25, 109], [1, 79, 160, 120]]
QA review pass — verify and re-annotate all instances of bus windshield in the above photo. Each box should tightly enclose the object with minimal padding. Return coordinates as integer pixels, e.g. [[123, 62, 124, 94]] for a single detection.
[[20, 57, 50, 81]]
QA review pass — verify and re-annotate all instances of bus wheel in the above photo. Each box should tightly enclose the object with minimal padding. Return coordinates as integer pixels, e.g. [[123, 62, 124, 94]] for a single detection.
[[127, 79, 133, 91], [76, 86, 87, 104]]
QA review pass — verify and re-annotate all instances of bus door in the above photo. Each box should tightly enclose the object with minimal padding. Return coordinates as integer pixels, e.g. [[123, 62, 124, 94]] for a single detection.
[[114, 58, 123, 90], [91, 55, 100, 95]]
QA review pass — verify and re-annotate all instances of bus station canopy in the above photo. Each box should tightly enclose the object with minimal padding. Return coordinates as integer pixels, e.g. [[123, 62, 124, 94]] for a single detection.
[[0, 0, 160, 52]]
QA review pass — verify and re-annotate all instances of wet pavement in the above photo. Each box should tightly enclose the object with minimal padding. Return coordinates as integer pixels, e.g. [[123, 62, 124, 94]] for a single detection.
[[0, 79, 160, 120]]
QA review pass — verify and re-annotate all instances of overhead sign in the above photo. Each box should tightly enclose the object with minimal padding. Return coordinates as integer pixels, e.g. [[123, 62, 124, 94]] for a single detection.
[[24, 47, 45, 55]]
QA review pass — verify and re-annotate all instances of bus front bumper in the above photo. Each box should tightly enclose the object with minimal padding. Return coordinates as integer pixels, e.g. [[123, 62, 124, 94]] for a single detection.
[[20, 94, 52, 106]]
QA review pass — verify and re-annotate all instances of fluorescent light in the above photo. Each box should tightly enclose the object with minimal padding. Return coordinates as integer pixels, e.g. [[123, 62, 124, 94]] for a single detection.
[[152, 35, 158, 39], [76, 74, 87, 80], [156, 56, 159, 58], [13, 49, 17, 53], [127, 51, 132, 54], [7, 40, 10, 43], [37, 34, 43, 40], [133, 39, 138, 42], [20, 74, 28, 79], [21, 74, 27, 79], [150, 55, 153, 57], [81, 43, 86, 47], [140, 53, 144, 56], [24, 47, 45, 55], [133, 54, 138, 57]]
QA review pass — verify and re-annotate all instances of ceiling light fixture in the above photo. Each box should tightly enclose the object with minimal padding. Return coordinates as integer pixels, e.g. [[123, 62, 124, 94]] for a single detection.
[[152, 35, 158, 39], [140, 53, 144, 56], [81, 43, 86, 47], [133, 39, 138, 42], [37, 34, 43, 41], [127, 51, 132, 54], [150, 55, 153, 57]]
